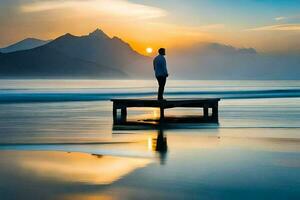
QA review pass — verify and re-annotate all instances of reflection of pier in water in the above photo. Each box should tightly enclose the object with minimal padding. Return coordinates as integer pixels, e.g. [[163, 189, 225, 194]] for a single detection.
[[113, 122, 169, 165], [112, 117, 219, 131], [152, 128, 168, 165]]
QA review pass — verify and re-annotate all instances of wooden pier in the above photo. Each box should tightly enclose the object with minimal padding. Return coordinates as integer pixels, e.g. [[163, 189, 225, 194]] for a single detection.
[[111, 98, 220, 124]]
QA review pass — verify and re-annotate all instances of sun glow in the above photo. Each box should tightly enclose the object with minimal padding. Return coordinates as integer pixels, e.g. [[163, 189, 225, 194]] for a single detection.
[[146, 47, 153, 54]]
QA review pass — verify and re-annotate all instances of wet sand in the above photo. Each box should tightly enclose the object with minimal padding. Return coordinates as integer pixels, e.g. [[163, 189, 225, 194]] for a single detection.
[[1, 131, 300, 200]]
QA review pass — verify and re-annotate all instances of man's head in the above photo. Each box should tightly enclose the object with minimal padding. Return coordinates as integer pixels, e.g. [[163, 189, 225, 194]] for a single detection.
[[158, 48, 166, 56]]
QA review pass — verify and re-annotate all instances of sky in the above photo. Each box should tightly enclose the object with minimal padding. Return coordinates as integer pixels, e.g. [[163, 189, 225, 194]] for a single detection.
[[0, 0, 300, 54]]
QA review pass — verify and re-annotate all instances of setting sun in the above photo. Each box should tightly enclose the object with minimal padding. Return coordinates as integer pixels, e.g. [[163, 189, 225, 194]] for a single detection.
[[146, 47, 153, 54]]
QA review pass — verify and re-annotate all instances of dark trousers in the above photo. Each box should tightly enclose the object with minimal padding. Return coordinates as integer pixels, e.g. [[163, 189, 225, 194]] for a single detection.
[[156, 76, 166, 100]]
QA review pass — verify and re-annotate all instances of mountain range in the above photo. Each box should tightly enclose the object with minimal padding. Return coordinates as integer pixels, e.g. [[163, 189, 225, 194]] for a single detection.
[[0, 29, 151, 78], [0, 29, 299, 79], [0, 38, 51, 53], [169, 43, 300, 79]]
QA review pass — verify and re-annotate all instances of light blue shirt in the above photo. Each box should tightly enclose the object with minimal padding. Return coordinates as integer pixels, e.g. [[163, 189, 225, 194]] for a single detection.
[[153, 55, 168, 77]]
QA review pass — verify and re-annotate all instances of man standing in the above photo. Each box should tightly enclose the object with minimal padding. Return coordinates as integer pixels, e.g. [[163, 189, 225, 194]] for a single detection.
[[153, 48, 168, 100]]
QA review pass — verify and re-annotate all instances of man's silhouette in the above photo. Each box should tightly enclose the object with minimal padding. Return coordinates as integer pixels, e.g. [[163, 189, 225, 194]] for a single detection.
[[153, 48, 168, 100]]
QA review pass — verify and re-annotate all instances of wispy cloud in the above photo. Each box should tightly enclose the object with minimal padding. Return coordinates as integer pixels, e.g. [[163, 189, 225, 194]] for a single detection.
[[21, 0, 167, 20], [274, 15, 300, 21], [275, 16, 287, 21], [246, 24, 300, 31]]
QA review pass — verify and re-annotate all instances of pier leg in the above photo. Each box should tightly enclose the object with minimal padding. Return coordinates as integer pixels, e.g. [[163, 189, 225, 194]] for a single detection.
[[160, 107, 164, 121], [212, 104, 218, 120], [203, 105, 209, 119], [121, 107, 127, 122], [113, 104, 117, 124]]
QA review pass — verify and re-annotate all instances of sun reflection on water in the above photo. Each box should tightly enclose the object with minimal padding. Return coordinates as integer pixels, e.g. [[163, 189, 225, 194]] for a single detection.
[[16, 151, 152, 185]]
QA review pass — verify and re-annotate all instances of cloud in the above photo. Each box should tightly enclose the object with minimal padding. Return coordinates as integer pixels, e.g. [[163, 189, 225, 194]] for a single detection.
[[246, 24, 300, 31], [275, 16, 287, 21], [274, 15, 300, 21], [20, 0, 167, 20]]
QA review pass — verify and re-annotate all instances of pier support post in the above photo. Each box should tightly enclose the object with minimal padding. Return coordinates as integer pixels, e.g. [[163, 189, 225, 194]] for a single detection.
[[121, 107, 127, 122], [160, 107, 164, 121], [203, 105, 209, 119], [212, 104, 218, 121], [113, 103, 117, 124]]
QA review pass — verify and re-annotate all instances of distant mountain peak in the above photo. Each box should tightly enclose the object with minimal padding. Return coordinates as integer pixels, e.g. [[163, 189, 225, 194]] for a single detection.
[[112, 36, 129, 45], [63, 33, 75, 38], [88, 28, 109, 39], [21, 38, 44, 42], [112, 36, 127, 42], [184, 42, 257, 55], [0, 38, 50, 53]]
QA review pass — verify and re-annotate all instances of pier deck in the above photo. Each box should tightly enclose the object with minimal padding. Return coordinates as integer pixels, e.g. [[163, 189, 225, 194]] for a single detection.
[[111, 98, 220, 124]]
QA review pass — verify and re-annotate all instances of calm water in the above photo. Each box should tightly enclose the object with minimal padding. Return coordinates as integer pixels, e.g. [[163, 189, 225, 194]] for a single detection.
[[0, 80, 300, 199]]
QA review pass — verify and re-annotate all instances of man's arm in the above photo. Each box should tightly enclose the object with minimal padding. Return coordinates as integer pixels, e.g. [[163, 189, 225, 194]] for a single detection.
[[162, 57, 168, 77]]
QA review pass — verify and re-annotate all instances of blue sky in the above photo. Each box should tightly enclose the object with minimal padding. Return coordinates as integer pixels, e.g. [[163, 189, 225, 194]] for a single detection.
[[132, 0, 300, 26]]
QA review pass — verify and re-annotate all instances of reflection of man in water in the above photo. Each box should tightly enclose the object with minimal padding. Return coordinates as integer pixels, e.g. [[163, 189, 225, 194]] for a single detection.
[[153, 48, 168, 100], [153, 128, 168, 165]]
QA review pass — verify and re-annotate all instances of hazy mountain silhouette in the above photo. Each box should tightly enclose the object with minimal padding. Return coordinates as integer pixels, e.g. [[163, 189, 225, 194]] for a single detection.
[[45, 29, 151, 76], [169, 42, 300, 80], [0, 44, 125, 77], [0, 38, 51, 53], [0, 29, 150, 78]]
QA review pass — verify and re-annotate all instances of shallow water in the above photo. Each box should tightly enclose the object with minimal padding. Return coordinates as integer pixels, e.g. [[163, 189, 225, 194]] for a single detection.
[[1, 136, 300, 200], [0, 80, 299, 199]]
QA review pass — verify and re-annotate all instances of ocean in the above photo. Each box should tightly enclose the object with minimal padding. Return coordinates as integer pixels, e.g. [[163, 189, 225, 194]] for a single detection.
[[0, 79, 299, 200]]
